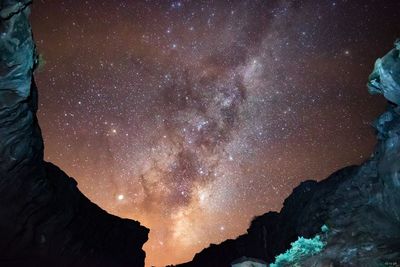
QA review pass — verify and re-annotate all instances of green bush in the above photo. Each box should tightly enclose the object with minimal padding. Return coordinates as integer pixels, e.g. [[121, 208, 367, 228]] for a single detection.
[[270, 226, 328, 267]]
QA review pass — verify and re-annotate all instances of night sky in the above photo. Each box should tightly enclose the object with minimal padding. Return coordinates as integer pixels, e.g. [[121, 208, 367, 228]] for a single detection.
[[30, 1, 399, 266]]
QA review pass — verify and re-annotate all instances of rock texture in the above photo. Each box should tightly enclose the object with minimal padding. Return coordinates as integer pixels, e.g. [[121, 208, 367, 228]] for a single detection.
[[0, 1, 148, 267], [173, 41, 400, 267]]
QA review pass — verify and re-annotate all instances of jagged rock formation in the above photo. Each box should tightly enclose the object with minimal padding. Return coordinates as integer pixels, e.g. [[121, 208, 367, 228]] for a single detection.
[[0, 1, 148, 267], [174, 41, 400, 267]]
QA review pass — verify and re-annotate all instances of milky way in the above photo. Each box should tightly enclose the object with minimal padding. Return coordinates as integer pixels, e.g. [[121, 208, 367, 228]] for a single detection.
[[30, 1, 399, 266]]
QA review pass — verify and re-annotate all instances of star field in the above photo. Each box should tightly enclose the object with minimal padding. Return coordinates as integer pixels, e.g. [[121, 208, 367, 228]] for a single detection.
[[30, 0, 399, 266]]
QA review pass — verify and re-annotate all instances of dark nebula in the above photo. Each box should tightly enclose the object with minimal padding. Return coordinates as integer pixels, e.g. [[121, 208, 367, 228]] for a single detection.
[[30, 0, 400, 265]]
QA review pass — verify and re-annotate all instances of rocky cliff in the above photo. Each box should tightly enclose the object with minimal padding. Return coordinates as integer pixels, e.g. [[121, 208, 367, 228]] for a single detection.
[[0, 1, 148, 266], [173, 41, 400, 267]]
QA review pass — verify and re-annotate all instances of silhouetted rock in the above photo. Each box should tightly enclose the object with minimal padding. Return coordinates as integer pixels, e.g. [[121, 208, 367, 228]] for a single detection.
[[0, 1, 148, 266], [174, 41, 400, 267], [173, 167, 357, 267]]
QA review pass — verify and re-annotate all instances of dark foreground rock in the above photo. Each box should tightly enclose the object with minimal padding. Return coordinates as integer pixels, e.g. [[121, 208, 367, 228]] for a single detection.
[[0, 1, 148, 267], [173, 41, 400, 267]]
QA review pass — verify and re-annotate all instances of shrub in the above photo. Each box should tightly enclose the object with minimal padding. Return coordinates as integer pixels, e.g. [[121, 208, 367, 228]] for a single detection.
[[270, 226, 328, 267]]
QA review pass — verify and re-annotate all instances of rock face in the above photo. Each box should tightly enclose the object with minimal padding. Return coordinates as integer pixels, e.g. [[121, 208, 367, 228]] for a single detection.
[[174, 41, 400, 267], [0, 1, 148, 267]]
